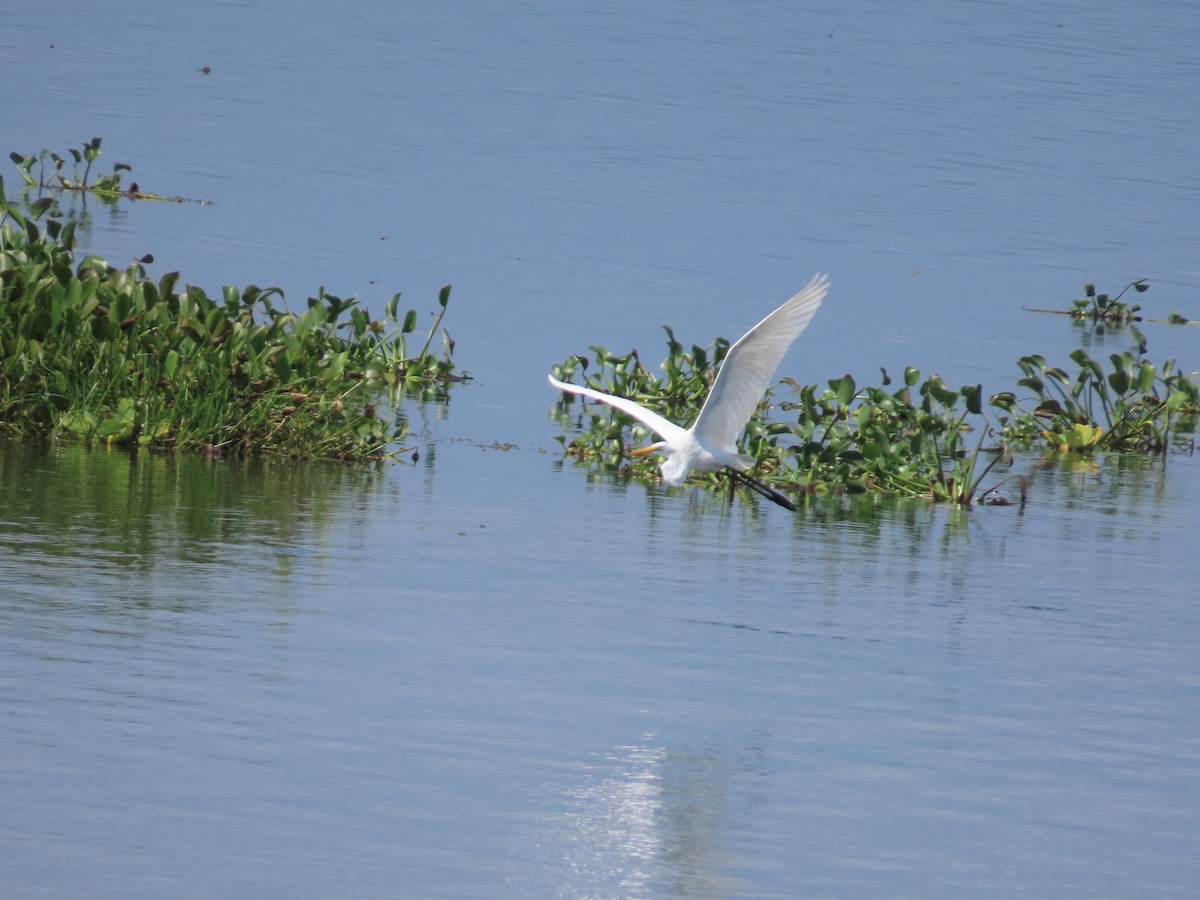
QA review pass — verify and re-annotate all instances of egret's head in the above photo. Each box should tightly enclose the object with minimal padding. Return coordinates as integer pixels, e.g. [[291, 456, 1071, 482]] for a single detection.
[[630, 441, 668, 460], [631, 441, 689, 487]]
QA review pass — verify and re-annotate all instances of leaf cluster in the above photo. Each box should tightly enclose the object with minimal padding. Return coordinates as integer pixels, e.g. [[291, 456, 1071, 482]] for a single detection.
[[550, 334, 1013, 506], [1, 178, 461, 459], [551, 286, 1199, 505], [994, 346, 1198, 454], [10, 137, 200, 204], [1069, 279, 1148, 325]]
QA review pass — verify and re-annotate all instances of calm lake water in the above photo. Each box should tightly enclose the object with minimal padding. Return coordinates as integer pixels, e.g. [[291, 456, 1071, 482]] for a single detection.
[[3, 1, 1199, 897]]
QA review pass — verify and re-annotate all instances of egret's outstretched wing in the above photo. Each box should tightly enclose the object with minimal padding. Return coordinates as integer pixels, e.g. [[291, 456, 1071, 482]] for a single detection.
[[693, 274, 829, 449], [548, 374, 690, 444]]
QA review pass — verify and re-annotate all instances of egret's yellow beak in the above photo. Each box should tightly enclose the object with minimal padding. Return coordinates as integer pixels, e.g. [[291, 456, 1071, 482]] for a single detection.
[[633, 444, 672, 458]]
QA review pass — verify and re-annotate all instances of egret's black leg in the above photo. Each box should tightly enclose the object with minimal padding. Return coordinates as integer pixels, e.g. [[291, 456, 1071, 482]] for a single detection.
[[726, 467, 797, 511]]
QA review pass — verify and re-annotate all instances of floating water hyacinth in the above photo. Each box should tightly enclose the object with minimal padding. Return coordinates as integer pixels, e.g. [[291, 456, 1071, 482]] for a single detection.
[[1, 174, 464, 459], [551, 282, 1198, 507]]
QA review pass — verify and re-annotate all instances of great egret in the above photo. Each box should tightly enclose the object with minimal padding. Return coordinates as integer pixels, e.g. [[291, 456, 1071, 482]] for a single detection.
[[548, 274, 829, 510]]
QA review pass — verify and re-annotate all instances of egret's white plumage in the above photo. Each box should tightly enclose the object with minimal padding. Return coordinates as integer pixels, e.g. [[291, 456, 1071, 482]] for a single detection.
[[549, 274, 829, 502]]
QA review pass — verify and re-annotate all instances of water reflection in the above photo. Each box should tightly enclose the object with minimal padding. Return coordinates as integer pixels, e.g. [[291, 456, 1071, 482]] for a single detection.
[[6, 183, 132, 246], [0, 439, 400, 603], [1, 432, 1197, 898]]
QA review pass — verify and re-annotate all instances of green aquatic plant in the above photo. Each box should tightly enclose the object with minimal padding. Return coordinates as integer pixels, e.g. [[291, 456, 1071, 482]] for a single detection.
[[1069, 279, 1148, 325], [10, 137, 202, 204], [550, 331, 1018, 506], [1009, 278, 1200, 453], [992, 344, 1199, 455], [551, 286, 1200, 505], [0, 177, 462, 458], [776, 368, 1019, 504], [1027, 279, 1196, 327]]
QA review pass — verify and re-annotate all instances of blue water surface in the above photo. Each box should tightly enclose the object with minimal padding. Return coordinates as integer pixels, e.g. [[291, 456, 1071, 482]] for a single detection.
[[2, 1, 1199, 897]]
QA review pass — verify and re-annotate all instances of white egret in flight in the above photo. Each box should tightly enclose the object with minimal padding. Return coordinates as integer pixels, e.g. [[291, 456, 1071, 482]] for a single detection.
[[548, 274, 829, 510]]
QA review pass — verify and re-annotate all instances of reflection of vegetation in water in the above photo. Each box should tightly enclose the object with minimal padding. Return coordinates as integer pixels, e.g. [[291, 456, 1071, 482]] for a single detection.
[[1, 170, 463, 459], [550, 282, 1198, 507], [0, 439, 388, 581]]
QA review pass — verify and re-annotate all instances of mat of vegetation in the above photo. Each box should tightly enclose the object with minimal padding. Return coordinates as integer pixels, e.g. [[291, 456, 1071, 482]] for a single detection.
[[550, 283, 1198, 506], [1, 176, 461, 459]]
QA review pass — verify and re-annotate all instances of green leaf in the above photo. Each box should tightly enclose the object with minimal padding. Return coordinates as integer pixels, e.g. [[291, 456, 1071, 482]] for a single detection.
[[1135, 362, 1156, 393], [1108, 369, 1131, 396], [961, 384, 982, 415], [1045, 367, 1070, 387], [58, 410, 98, 437], [925, 375, 957, 408], [830, 374, 856, 407], [990, 392, 1017, 411]]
